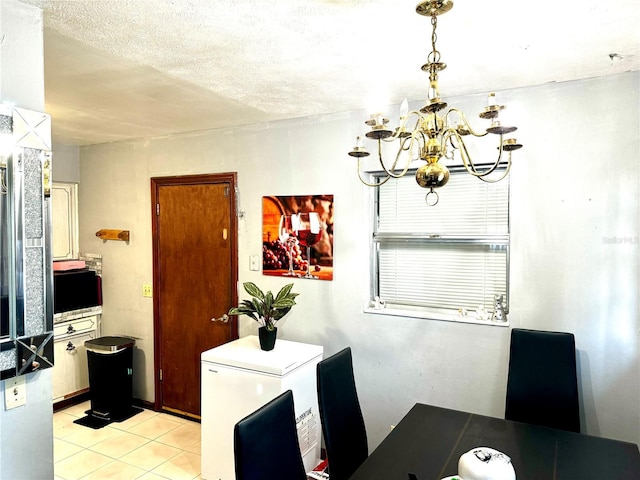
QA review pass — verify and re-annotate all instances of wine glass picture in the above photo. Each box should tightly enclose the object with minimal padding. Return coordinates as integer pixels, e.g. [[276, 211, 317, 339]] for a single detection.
[[262, 195, 333, 281], [296, 212, 322, 279], [278, 214, 298, 277]]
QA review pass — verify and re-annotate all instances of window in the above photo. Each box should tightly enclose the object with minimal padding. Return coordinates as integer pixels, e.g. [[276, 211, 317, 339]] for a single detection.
[[371, 167, 509, 322]]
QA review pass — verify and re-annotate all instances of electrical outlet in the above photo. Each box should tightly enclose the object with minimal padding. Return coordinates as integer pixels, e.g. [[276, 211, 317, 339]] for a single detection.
[[4, 375, 26, 410], [142, 283, 152, 297]]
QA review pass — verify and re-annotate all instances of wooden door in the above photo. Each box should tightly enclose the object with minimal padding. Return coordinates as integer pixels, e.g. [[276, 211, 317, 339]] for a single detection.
[[151, 174, 238, 418]]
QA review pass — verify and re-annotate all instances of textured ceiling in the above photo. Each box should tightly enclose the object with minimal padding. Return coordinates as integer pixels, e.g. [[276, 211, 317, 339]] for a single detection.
[[17, 0, 640, 146]]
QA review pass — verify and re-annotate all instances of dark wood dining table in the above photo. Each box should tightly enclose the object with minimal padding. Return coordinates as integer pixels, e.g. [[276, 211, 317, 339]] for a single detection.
[[349, 403, 640, 480]]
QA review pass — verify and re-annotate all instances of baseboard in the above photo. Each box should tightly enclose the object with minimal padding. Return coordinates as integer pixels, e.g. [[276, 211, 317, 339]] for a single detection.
[[133, 397, 155, 411], [54, 394, 202, 426], [53, 390, 90, 412], [161, 405, 201, 423], [54, 394, 155, 413]]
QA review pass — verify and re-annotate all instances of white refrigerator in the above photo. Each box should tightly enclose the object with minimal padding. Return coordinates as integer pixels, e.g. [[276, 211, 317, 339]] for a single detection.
[[201, 335, 323, 480]]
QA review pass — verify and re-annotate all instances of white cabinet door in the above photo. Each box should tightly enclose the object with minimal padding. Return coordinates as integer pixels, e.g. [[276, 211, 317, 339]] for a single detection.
[[53, 331, 95, 402], [52, 182, 78, 260]]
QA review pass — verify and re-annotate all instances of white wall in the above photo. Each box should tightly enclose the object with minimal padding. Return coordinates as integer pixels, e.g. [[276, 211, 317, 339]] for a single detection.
[[0, 1, 53, 479], [78, 72, 639, 449]]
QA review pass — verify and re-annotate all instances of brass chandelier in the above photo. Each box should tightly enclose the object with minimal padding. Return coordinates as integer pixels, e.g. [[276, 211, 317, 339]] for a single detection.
[[348, 0, 522, 206]]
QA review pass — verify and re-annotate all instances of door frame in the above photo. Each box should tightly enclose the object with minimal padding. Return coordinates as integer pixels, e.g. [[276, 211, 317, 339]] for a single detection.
[[150, 172, 239, 412]]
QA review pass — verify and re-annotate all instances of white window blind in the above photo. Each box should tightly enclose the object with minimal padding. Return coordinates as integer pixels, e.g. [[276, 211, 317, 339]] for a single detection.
[[373, 169, 510, 314]]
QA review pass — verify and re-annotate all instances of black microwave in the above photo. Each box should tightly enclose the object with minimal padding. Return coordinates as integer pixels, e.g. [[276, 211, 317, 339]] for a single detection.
[[54, 269, 102, 313]]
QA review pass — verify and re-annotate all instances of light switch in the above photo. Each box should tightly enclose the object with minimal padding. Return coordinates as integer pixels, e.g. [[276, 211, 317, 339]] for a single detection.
[[249, 254, 260, 271], [4, 375, 26, 410]]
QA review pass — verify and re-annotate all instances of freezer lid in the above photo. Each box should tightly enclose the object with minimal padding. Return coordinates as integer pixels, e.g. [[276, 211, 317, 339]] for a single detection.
[[201, 335, 323, 375]]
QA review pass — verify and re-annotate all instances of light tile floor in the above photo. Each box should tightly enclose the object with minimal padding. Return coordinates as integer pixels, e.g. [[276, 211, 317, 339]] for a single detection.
[[53, 401, 201, 480]]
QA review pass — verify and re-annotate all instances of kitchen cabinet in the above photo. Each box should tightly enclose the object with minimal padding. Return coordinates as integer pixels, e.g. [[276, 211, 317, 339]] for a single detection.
[[52, 182, 79, 260], [52, 309, 100, 403]]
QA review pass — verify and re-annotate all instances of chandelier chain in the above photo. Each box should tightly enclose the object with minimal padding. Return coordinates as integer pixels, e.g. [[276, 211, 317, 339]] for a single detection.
[[427, 14, 440, 68], [427, 15, 440, 70]]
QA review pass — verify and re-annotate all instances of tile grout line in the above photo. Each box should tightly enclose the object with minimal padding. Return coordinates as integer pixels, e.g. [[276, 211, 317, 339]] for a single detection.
[[53, 403, 202, 479]]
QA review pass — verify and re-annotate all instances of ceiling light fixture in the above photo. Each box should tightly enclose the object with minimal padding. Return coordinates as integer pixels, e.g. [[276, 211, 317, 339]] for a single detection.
[[349, 0, 523, 206]]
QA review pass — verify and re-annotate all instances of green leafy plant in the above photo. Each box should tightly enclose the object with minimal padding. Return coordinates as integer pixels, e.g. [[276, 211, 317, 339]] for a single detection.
[[228, 282, 298, 331]]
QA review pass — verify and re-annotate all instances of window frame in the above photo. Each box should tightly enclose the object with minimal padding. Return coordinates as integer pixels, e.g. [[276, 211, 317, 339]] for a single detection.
[[367, 166, 511, 326]]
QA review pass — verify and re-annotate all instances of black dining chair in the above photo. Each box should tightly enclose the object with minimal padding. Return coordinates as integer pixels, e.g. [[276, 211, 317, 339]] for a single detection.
[[317, 347, 368, 480], [505, 328, 580, 432], [233, 390, 307, 480]]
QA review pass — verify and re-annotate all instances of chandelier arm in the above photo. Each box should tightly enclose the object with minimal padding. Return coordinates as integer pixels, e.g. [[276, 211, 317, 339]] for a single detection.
[[356, 157, 394, 187], [460, 136, 494, 176], [441, 129, 457, 159], [445, 108, 489, 138], [401, 111, 424, 131], [376, 138, 414, 179], [409, 116, 426, 157], [380, 109, 426, 144], [476, 153, 513, 183], [410, 132, 425, 161], [453, 130, 506, 178], [407, 109, 426, 120]]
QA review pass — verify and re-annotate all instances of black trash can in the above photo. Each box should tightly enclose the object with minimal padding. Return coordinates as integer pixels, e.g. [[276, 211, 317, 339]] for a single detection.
[[85, 336, 135, 422]]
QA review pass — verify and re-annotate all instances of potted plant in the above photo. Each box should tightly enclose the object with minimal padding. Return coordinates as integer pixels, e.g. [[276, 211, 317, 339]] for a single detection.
[[228, 282, 298, 351]]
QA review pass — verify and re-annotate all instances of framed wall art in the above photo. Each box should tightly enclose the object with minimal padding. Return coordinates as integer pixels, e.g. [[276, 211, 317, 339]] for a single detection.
[[262, 195, 333, 281]]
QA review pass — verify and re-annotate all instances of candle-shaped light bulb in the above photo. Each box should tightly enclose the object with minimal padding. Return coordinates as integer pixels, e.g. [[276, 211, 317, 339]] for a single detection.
[[375, 113, 384, 126], [399, 98, 409, 119], [349, 135, 370, 157], [487, 92, 497, 107], [428, 80, 440, 101]]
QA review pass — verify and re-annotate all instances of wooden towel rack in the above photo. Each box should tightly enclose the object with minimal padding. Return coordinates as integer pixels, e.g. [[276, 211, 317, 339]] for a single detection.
[[96, 229, 130, 243]]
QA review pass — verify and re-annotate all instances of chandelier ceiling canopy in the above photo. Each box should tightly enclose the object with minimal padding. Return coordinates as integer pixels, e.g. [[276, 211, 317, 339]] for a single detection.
[[349, 0, 523, 206]]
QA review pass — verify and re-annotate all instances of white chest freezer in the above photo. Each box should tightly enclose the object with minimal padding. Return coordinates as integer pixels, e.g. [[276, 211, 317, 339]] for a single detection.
[[201, 335, 323, 480]]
